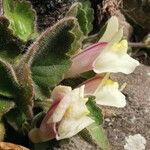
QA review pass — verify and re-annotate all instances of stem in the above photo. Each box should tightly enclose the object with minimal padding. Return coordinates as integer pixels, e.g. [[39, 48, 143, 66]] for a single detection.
[[128, 42, 146, 48]]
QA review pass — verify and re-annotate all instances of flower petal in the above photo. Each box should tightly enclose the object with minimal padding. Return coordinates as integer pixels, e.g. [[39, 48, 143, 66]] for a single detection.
[[56, 116, 94, 140], [93, 51, 139, 74], [83, 76, 103, 95], [65, 42, 107, 78], [99, 16, 119, 42], [95, 80, 126, 107], [93, 29, 139, 74]]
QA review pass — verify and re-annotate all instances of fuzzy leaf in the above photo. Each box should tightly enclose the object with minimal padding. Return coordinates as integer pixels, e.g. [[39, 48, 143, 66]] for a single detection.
[[22, 17, 83, 98], [66, 1, 94, 36], [84, 97, 109, 149], [0, 16, 23, 62], [3, 0, 37, 41], [0, 59, 19, 98], [15, 64, 34, 118], [5, 108, 27, 130], [86, 123, 110, 149], [0, 98, 15, 118], [86, 96, 103, 125]]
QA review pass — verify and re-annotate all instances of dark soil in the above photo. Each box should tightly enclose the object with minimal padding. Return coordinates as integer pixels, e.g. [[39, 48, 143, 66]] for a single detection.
[[29, 0, 75, 32]]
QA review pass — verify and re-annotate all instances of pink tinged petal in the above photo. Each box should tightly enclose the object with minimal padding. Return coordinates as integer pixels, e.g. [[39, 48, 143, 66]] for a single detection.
[[40, 86, 72, 141], [65, 42, 107, 78], [82, 76, 103, 95], [93, 29, 139, 74], [51, 86, 72, 101]]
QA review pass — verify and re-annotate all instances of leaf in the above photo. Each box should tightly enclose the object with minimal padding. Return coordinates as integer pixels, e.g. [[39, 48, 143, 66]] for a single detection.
[[83, 97, 110, 149], [0, 16, 23, 62], [0, 59, 19, 98], [86, 96, 103, 125], [5, 108, 27, 130], [0, 98, 15, 118], [3, 0, 37, 41], [86, 123, 110, 149], [66, 1, 94, 36], [22, 17, 83, 98], [15, 63, 34, 118]]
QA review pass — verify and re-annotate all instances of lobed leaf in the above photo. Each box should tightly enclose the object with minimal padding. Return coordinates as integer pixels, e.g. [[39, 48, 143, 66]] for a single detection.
[[0, 98, 15, 118], [84, 96, 110, 149], [86, 123, 110, 149], [86, 96, 103, 125], [0, 59, 19, 98], [66, 1, 94, 36], [5, 108, 27, 130], [15, 64, 34, 118], [3, 0, 37, 41], [22, 17, 83, 98], [0, 16, 23, 63]]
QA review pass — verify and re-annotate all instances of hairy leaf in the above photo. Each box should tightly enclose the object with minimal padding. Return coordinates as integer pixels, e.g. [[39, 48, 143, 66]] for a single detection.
[[3, 0, 37, 41], [22, 17, 83, 98], [15, 64, 34, 118], [83, 97, 109, 149], [0, 16, 23, 62], [5, 108, 27, 130], [66, 1, 94, 36], [86, 96, 103, 125], [0, 59, 19, 98], [86, 123, 110, 149], [0, 98, 15, 118]]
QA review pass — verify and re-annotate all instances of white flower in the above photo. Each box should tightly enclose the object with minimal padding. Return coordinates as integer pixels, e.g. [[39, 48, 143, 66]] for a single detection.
[[29, 85, 94, 143], [65, 18, 139, 78], [99, 16, 119, 42], [93, 29, 139, 74], [84, 75, 126, 108]]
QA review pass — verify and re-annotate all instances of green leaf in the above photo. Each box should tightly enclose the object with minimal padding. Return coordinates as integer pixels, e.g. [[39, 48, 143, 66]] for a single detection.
[[0, 16, 23, 62], [5, 108, 27, 130], [86, 96, 103, 125], [3, 0, 37, 41], [15, 63, 34, 118], [83, 97, 110, 149], [0, 98, 15, 118], [86, 123, 110, 149], [0, 59, 19, 98], [22, 17, 83, 98], [66, 1, 94, 36]]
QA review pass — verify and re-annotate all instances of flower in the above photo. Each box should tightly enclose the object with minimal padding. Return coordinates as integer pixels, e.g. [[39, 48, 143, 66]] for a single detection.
[[99, 16, 119, 43], [93, 29, 139, 74], [83, 75, 126, 108], [29, 85, 94, 143], [65, 17, 139, 78], [65, 42, 107, 78]]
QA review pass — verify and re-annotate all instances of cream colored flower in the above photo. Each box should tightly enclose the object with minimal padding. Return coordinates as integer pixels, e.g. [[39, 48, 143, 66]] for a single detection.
[[93, 29, 139, 74], [84, 75, 126, 108], [29, 85, 94, 143]]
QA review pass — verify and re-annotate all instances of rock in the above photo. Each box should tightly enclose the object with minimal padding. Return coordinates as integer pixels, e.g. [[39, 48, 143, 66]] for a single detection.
[[103, 65, 150, 150]]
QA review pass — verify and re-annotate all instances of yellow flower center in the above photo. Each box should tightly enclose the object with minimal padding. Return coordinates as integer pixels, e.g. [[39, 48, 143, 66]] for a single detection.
[[112, 40, 128, 53], [105, 79, 119, 89]]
